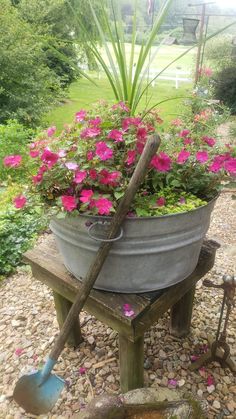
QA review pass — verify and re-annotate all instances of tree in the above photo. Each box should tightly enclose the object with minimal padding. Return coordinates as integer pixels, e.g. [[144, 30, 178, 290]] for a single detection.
[[0, 0, 61, 126]]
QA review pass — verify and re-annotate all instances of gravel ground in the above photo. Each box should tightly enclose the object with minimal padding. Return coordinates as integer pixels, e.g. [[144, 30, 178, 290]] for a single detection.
[[0, 193, 235, 419]]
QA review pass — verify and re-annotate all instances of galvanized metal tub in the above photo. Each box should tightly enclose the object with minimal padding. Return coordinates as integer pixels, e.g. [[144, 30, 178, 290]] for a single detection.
[[50, 197, 217, 293]]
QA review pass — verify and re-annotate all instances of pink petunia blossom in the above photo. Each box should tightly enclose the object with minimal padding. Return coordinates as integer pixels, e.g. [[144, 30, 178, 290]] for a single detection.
[[196, 151, 209, 164], [202, 136, 215, 147], [179, 197, 186, 204], [126, 150, 136, 166], [151, 152, 172, 172], [137, 127, 147, 141], [95, 141, 113, 161], [107, 129, 124, 143], [190, 355, 199, 362], [156, 197, 166, 207], [75, 109, 87, 122], [179, 129, 190, 138], [65, 162, 79, 171], [95, 198, 113, 215], [224, 157, 236, 175], [80, 127, 101, 139], [88, 117, 101, 127], [29, 150, 39, 158], [74, 170, 87, 184], [122, 117, 141, 131], [206, 374, 215, 386], [3, 155, 22, 167], [32, 174, 43, 184], [80, 189, 94, 203], [13, 195, 27, 209], [47, 126, 56, 137], [87, 151, 94, 161], [61, 195, 77, 212], [38, 165, 48, 174], [208, 161, 222, 173], [177, 149, 191, 164], [89, 169, 97, 180], [41, 149, 59, 168], [99, 170, 121, 186]]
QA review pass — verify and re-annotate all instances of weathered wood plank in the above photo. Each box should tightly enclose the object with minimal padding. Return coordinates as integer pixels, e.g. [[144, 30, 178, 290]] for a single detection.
[[119, 334, 144, 392], [53, 291, 83, 347], [169, 285, 196, 337]]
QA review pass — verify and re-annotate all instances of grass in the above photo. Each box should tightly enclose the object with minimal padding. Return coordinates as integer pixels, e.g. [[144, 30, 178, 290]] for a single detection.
[[45, 77, 192, 131]]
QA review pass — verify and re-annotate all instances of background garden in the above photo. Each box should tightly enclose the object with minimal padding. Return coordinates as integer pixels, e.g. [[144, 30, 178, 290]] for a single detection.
[[0, 0, 236, 278]]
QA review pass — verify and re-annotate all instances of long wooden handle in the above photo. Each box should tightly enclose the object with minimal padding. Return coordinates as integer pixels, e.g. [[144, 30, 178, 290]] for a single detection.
[[49, 134, 161, 361]]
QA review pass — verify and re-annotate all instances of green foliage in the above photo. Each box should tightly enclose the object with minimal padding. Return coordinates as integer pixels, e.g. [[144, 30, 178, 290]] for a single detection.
[[0, 120, 35, 183], [0, 188, 47, 275], [205, 35, 234, 71], [0, 0, 62, 126], [213, 66, 236, 115]]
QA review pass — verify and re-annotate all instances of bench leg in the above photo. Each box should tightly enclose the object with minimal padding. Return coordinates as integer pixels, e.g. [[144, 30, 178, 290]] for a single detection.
[[170, 285, 196, 337], [53, 291, 83, 347], [119, 334, 144, 393]]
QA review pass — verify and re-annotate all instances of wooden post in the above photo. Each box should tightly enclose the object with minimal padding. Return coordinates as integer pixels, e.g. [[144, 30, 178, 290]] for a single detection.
[[119, 334, 144, 393], [169, 285, 196, 337], [53, 292, 83, 347]]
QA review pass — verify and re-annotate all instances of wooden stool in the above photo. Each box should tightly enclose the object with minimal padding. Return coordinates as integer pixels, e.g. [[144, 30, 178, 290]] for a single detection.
[[23, 237, 218, 392]]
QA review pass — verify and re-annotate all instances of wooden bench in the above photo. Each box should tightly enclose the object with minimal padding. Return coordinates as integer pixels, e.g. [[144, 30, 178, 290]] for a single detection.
[[23, 236, 219, 392]]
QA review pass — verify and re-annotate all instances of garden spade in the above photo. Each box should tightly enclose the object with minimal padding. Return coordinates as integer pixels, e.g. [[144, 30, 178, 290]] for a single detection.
[[13, 134, 160, 415]]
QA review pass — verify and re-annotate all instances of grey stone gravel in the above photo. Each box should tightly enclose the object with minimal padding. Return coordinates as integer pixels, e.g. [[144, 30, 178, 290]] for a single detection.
[[0, 194, 235, 419]]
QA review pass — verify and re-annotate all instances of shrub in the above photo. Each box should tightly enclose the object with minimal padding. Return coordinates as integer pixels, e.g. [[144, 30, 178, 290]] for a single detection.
[[0, 188, 47, 276], [213, 66, 236, 115], [0, 120, 34, 183]]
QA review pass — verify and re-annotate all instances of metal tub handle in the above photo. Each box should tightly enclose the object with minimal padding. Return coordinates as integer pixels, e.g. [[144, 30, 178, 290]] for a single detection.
[[87, 221, 123, 242]]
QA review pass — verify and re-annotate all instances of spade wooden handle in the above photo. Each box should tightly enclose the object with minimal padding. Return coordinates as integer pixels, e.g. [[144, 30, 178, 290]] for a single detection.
[[49, 134, 161, 361]]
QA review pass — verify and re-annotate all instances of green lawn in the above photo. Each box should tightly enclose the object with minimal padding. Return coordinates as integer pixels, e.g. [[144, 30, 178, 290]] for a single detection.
[[45, 77, 192, 131]]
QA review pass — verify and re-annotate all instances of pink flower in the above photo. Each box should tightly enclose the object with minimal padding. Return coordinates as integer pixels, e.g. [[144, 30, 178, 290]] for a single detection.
[[87, 151, 94, 161], [95, 141, 113, 161], [29, 150, 39, 158], [199, 67, 213, 77], [78, 367, 87, 375], [122, 117, 141, 131], [183, 137, 193, 146], [224, 157, 236, 175], [47, 126, 56, 137], [208, 161, 222, 173], [80, 127, 101, 138], [58, 149, 67, 158], [3, 155, 22, 167], [61, 195, 77, 212], [168, 379, 177, 388], [179, 197, 186, 204], [41, 149, 59, 168], [179, 129, 190, 138], [80, 189, 94, 203], [112, 101, 130, 112], [107, 129, 124, 143], [99, 170, 121, 186], [75, 110, 87, 122], [15, 348, 24, 356], [32, 174, 43, 184], [13, 195, 27, 209], [196, 151, 209, 164], [88, 117, 101, 127], [38, 165, 47, 174], [123, 303, 135, 317], [171, 118, 183, 126], [177, 150, 191, 164], [65, 162, 78, 171], [156, 197, 166, 207], [151, 152, 172, 172], [202, 136, 215, 147], [89, 169, 97, 180], [207, 374, 215, 386], [95, 198, 113, 215], [74, 170, 87, 184], [190, 355, 199, 362], [137, 127, 147, 141], [126, 150, 136, 166]]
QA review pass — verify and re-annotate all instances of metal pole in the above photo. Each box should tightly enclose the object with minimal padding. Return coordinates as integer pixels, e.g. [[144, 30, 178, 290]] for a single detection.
[[200, 14, 209, 70], [194, 3, 206, 84]]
